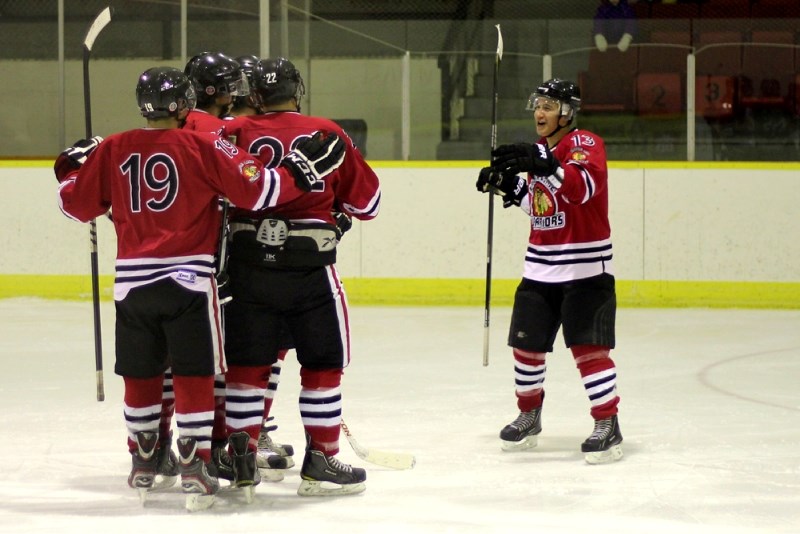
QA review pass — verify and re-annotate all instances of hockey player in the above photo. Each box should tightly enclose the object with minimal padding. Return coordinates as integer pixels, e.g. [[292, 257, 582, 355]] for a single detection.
[[181, 50, 269, 481], [476, 78, 624, 464], [54, 66, 346, 509], [227, 54, 260, 118], [184, 51, 247, 132], [223, 57, 381, 496]]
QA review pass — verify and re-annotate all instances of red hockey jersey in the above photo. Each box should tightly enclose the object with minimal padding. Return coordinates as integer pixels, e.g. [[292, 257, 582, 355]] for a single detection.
[[57, 128, 307, 299], [519, 128, 614, 283], [225, 111, 381, 224], [183, 109, 228, 137]]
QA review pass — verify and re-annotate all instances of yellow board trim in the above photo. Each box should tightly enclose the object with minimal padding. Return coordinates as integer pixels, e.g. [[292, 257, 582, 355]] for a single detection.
[[2, 275, 799, 309]]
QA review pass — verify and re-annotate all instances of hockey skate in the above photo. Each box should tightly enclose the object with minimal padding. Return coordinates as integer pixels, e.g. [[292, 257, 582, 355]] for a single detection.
[[298, 444, 366, 497], [581, 415, 623, 464], [128, 431, 158, 503], [258, 417, 295, 468], [500, 408, 542, 451], [177, 437, 220, 512], [228, 431, 260, 503], [211, 440, 235, 482], [154, 431, 178, 490]]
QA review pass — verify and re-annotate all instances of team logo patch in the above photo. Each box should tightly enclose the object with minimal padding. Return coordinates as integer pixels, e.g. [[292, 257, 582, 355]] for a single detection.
[[530, 181, 565, 230], [240, 161, 261, 182], [570, 150, 588, 162]]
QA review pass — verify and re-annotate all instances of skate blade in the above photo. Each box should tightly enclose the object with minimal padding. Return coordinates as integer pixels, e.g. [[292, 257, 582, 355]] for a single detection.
[[137, 487, 150, 505], [501, 435, 538, 452], [185, 493, 215, 512], [240, 485, 256, 504], [257, 467, 285, 482], [297, 479, 366, 497], [584, 444, 623, 465]]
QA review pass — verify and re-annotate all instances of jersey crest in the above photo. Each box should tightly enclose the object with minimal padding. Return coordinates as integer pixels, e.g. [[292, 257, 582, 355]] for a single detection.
[[530, 181, 565, 230]]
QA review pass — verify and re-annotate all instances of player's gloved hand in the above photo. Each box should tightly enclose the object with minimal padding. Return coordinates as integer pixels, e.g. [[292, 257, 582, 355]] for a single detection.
[[53, 136, 104, 183], [491, 142, 560, 177], [281, 131, 345, 192], [333, 211, 352, 238], [476, 167, 528, 208]]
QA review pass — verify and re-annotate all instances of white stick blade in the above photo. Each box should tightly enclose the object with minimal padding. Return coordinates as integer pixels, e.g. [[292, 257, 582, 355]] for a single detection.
[[84, 7, 112, 51], [359, 449, 416, 470], [495, 24, 504, 60]]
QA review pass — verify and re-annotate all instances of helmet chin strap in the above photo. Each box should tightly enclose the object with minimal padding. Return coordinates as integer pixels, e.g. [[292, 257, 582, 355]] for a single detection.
[[545, 117, 570, 139]]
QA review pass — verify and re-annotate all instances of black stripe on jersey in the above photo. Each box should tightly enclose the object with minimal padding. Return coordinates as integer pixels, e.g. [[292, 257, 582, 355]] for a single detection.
[[525, 253, 613, 266], [528, 243, 612, 257], [115, 259, 214, 271], [257, 170, 279, 210]]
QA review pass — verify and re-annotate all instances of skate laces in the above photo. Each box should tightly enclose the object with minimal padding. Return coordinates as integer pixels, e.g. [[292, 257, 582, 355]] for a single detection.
[[327, 455, 353, 474], [510, 410, 538, 430], [588, 418, 613, 440]]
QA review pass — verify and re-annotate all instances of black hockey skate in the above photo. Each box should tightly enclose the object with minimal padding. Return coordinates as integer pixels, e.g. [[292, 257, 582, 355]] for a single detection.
[[499, 408, 542, 451], [228, 431, 260, 503], [128, 431, 158, 494], [177, 437, 220, 512], [581, 415, 623, 464], [154, 431, 178, 489], [211, 440, 235, 482], [298, 436, 366, 497]]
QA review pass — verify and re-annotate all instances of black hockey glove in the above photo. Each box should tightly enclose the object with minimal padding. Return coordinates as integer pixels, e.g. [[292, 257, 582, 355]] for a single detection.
[[333, 211, 352, 238], [54, 136, 103, 183], [281, 131, 345, 192], [491, 142, 560, 177], [476, 167, 528, 208]]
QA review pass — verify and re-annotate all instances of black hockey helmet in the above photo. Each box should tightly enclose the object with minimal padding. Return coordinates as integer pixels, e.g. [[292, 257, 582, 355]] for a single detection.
[[232, 54, 259, 109], [526, 78, 581, 122], [252, 57, 305, 109], [184, 51, 248, 107], [136, 67, 196, 119]]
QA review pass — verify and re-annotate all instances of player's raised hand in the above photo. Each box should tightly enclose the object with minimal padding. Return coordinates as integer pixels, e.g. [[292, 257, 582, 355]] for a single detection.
[[491, 142, 559, 177], [281, 131, 345, 192]]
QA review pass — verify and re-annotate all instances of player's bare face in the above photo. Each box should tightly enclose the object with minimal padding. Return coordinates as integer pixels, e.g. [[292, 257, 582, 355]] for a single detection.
[[532, 97, 561, 138]]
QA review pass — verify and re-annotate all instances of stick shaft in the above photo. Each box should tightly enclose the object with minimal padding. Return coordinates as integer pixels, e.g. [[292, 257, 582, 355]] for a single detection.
[[483, 25, 503, 367], [82, 7, 112, 402]]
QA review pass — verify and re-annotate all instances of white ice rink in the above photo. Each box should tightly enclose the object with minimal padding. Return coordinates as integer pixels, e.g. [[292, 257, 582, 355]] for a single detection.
[[1, 298, 799, 533]]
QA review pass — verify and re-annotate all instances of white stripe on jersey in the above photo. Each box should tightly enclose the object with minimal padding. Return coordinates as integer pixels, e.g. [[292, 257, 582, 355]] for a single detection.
[[325, 265, 351, 368], [343, 188, 381, 218], [113, 254, 216, 300], [523, 238, 613, 283]]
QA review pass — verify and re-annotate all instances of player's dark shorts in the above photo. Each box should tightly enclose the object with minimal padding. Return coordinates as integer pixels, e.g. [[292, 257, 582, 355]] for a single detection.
[[115, 278, 223, 378], [507, 273, 616, 352], [223, 258, 350, 369]]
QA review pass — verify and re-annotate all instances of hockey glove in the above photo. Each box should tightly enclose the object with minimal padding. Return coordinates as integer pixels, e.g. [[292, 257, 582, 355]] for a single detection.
[[333, 211, 352, 238], [54, 136, 103, 183], [491, 142, 560, 177], [476, 167, 528, 208], [281, 131, 345, 192]]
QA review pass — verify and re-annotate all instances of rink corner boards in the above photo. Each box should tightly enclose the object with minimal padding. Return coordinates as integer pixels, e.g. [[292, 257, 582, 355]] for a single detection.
[[1, 275, 800, 309]]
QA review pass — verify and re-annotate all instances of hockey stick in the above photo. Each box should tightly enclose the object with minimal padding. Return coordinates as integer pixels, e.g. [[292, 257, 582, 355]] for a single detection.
[[82, 6, 112, 402], [340, 418, 416, 470], [483, 24, 503, 367]]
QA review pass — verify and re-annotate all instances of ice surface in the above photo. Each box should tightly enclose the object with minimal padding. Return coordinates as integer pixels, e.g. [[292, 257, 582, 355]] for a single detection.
[[1, 299, 798, 533]]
